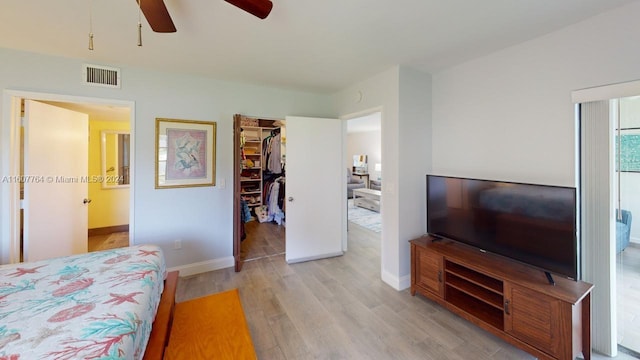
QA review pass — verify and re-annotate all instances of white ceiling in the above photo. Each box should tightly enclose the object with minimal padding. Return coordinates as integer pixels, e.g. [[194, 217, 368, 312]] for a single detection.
[[0, 0, 636, 93]]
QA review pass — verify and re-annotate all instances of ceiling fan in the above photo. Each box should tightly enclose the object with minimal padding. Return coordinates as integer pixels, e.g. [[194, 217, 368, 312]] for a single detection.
[[138, 0, 273, 33]]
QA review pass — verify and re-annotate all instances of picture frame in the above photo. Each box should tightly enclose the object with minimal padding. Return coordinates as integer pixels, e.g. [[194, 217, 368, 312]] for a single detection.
[[155, 118, 217, 189]]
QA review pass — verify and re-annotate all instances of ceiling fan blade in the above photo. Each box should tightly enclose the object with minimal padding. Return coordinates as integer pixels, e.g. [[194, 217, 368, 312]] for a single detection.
[[224, 0, 273, 19], [137, 0, 177, 33]]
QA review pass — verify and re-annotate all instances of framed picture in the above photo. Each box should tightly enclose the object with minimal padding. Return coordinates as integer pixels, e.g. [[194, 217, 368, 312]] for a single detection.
[[155, 118, 217, 188]]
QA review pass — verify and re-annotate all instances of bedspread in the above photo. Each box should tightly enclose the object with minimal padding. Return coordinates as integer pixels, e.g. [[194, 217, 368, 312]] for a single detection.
[[0, 245, 166, 360]]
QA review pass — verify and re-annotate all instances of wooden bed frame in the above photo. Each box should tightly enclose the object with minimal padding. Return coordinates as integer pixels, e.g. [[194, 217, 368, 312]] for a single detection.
[[143, 270, 179, 360]]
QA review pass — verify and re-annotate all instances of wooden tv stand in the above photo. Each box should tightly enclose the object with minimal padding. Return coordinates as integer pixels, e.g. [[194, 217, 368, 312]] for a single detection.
[[410, 236, 593, 360]]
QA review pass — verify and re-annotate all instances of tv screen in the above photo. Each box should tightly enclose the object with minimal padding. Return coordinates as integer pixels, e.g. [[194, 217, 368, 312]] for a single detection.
[[426, 175, 578, 280]]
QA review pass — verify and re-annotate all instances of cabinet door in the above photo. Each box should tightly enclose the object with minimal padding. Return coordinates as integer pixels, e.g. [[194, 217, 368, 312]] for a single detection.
[[504, 283, 570, 359], [414, 246, 444, 297]]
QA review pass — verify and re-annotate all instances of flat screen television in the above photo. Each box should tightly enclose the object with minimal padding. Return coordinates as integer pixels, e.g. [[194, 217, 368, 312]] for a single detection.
[[426, 175, 578, 281]]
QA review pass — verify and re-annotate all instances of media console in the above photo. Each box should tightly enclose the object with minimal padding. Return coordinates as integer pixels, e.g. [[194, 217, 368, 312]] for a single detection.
[[410, 235, 593, 360]]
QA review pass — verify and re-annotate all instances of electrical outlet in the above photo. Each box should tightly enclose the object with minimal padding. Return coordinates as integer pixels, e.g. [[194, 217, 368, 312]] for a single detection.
[[174, 239, 182, 250]]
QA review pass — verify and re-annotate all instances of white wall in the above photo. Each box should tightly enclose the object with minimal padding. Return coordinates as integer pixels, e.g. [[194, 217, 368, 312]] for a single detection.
[[0, 47, 332, 269], [397, 67, 432, 280], [333, 66, 432, 289], [346, 129, 381, 178], [430, 1, 640, 355], [432, 0, 640, 187]]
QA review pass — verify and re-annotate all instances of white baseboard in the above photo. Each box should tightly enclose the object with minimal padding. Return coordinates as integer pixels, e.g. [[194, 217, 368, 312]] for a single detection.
[[381, 269, 411, 291], [167, 256, 234, 277], [286, 251, 343, 264]]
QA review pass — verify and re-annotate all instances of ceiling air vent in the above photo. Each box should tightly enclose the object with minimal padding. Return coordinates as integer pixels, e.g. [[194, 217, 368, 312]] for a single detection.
[[82, 64, 121, 88]]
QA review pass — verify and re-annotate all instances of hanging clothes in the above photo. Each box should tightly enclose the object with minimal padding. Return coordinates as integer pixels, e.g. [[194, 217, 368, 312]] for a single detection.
[[268, 132, 282, 174], [261, 176, 285, 225], [261, 128, 282, 175], [240, 199, 252, 223]]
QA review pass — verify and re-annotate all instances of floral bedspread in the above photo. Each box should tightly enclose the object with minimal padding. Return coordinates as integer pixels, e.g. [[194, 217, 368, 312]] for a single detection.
[[0, 245, 166, 360]]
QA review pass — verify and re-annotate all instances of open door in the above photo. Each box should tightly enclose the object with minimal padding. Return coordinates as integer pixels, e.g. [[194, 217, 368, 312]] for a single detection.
[[23, 100, 89, 261], [285, 116, 343, 263], [233, 114, 244, 271]]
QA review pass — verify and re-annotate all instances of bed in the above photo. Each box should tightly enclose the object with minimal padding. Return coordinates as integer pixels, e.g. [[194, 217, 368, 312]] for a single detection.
[[0, 244, 177, 360]]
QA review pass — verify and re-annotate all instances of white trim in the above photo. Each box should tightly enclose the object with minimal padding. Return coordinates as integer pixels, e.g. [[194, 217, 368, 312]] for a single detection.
[[167, 256, 234, 277], [1, 89, 135, 263], [339, 106, 384, 270], [286, 251, 343, 264], [339, 106, 384, 121], [1, 96, 22, 263], [572, 79, 640, 103], [580, 100, 617, 356], [381, 269, 410, 291]]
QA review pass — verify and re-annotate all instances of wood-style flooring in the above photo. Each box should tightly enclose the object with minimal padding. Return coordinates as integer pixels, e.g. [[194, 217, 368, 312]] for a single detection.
[[241, 220, 286, 262], [177, 224, 546, 360], [87, 232, 129, 252]]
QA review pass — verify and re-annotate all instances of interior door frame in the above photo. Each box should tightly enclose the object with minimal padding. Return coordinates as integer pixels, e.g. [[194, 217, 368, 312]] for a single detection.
[[572, 79, 640, 356], [1, 90, 136, 264], [232, 114, 243, 272], [339, 107, 384, 253]]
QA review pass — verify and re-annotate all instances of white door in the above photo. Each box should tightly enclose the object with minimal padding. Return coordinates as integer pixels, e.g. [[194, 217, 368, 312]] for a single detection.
[[23, 100, 89, 261], [285, 116, 343, 263]]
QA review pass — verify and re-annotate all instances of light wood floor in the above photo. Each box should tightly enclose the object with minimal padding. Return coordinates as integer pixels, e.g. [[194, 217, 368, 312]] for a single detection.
[[87, 232, 129, 252], [176, 224, 544, 360], [241, 220, 286, 261]]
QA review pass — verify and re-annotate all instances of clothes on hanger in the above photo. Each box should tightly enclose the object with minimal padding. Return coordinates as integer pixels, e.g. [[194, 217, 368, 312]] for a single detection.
[[262, 128, 283, 174]]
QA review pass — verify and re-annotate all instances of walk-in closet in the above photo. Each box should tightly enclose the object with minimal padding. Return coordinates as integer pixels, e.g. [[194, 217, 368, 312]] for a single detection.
[[233, 115, 286, 270]]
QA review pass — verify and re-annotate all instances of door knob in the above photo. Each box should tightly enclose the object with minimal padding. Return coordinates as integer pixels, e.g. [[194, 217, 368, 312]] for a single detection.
[[83, 198, 92, 204], [288, 197, 294, 202]]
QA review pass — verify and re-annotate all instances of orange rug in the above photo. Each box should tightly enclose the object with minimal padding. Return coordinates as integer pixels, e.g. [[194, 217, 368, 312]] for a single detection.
[[164, 289, 257, 360]]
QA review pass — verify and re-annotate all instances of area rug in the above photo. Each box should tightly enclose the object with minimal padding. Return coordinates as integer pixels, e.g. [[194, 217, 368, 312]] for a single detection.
[[165, 288, 256, 360], [348, 199, 382, 233]]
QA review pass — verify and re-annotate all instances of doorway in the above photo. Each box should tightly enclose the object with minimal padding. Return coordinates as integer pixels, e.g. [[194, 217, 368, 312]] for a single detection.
[[232, 114, 345, 270], [233, 115, 287, 270], [577, 88, 640, 357], [346, 112, 382, 236], [1, 91, 134, 263], [42, 101, 132, 253]]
